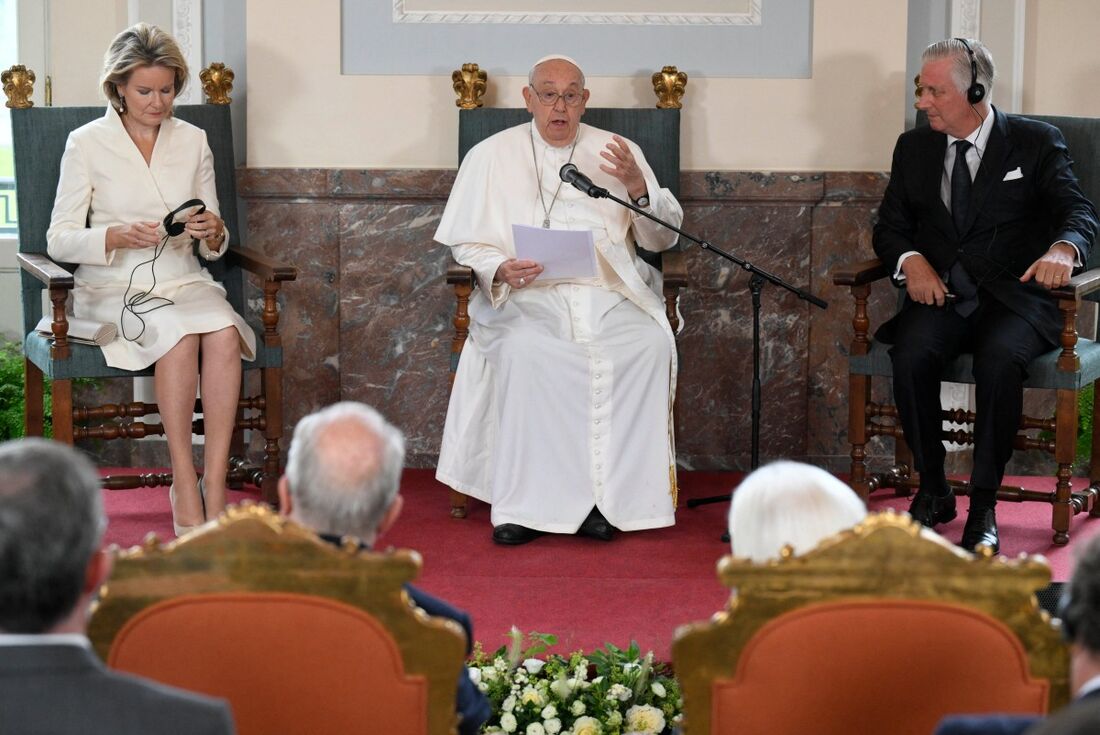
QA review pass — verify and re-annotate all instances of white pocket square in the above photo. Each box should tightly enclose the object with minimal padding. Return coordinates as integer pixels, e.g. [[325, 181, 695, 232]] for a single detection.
[[1003, 167, 1023, 181]]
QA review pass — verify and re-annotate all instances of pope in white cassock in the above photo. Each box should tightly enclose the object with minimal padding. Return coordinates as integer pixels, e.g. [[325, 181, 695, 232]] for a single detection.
[[435, 55, 683, 545]]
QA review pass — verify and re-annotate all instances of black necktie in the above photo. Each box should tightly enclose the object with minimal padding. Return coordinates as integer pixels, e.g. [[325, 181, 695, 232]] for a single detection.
[[949, 140, 978, 316], [951, 140, 972, 234]]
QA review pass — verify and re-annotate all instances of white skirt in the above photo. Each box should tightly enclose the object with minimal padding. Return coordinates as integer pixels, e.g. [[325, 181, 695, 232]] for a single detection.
[[437, 282, 676, 533]]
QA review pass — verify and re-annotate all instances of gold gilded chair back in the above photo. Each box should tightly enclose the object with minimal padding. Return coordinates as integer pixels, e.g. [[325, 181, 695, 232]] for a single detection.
[[88, 504, 466, 735], [672, 512, 1068, 735]]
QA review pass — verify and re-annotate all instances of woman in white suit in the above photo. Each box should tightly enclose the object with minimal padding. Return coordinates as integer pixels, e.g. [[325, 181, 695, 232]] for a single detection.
[[47, 23, 255, 535]]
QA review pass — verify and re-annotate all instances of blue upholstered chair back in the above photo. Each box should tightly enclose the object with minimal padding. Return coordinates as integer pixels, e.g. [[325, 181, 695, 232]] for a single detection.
[[10, 104, 244, 337]]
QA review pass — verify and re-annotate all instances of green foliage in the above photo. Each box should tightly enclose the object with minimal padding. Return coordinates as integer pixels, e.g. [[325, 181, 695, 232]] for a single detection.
[[1077, 383, 1094, 465], [0, 339, 49, 439]]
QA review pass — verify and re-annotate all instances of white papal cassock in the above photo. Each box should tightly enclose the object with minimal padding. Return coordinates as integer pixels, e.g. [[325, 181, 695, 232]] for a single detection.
[[434, 121, 683, 533]]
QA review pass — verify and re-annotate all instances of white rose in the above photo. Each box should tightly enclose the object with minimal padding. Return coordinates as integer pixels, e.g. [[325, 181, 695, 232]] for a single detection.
[[483, 667, 499, 681], [524, 658, 547, 675], [570, 699, 586, 716], [527, 724, 546, 735], [468, 667, 482, 685], [572, 716, 602, 735], [625, 704, 666, 734], [544, 718, 562, 734], [541, 704, 558, 719], [608, 683, 631, 702], [501, 712, 518, 733], [502, 695, 516, 713], [520, 686, 545, 708]]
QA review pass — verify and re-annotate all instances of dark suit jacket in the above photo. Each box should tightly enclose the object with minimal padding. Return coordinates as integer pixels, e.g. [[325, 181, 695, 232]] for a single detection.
[[0, 643, 234, 734], [406, 584, 492, 735], [1024, 688, 1100, 735], [935, 713, 1041, 735], [873, 108, 1098, 345]]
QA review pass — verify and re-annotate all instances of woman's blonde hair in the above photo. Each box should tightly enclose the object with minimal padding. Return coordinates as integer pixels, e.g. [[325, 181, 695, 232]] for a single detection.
[[100, 22, 189, 113]]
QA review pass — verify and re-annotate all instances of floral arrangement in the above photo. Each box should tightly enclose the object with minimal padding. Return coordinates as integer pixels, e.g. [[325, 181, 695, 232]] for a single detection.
[[469, 630, 682, 735]]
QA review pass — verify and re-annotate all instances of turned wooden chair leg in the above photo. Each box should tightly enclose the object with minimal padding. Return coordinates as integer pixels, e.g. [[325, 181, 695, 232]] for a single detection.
[[450, 490, 468, 519], [1052, 388, 1077, 545], [24, 358, 45, 437], [848, 373, 871, 502], [52, 378, 74, 445], [261, 365, 283, 508]]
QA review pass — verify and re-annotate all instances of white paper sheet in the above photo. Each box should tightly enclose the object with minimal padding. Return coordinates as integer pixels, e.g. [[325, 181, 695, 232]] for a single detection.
[[512, 224, 598, 280]]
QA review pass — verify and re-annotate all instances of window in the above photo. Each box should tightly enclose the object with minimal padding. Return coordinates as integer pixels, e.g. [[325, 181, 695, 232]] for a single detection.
[[0, 0, 18, 236]]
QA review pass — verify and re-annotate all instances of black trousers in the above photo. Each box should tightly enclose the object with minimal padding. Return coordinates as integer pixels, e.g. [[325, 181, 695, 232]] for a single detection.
[[887, 298, 1052, 499]]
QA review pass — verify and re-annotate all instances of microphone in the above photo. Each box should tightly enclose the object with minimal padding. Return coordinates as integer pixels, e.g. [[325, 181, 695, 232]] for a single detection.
[[559, 163, 608, 198]]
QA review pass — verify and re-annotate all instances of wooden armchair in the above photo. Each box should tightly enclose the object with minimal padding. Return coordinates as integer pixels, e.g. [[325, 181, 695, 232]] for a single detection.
[[5, 63, 296, 504], [672, 512, 1068, 735], [833, 113, 1100, 544], [87, 504, 469, 735], [445, 63, 690, 518]]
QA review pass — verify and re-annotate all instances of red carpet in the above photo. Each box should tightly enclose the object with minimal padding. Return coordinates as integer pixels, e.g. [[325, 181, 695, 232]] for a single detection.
[[101, 469, 1100, 661]]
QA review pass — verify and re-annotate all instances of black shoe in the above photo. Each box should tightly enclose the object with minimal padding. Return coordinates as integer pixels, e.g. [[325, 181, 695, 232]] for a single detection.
[[578, 508, 614, 541], [960, 507, 999, 554], [492, 524, 544, 546], [908, 491, 958, 528]]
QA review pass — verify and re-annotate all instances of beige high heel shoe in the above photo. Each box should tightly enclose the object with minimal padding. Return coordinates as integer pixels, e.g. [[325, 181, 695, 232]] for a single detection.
[[169, 483, 203, 537]]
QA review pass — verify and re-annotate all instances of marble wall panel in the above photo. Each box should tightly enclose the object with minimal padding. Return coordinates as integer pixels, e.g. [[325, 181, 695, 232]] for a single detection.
[[338, 201, 454, 468], [243, 196, 343, 443], [236, 166, 890, 472], [675, 195, 815, 469], [808, 173, 893, 473]]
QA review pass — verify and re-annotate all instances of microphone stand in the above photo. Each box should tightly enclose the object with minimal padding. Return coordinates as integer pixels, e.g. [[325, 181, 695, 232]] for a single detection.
[[569, 178, 828, 516]]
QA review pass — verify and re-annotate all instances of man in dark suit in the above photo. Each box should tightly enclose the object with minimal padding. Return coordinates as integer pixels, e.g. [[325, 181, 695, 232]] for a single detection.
[[874, 38, 1098, 553], [0, 439, 234, 734], [278, 401, 491, 735]]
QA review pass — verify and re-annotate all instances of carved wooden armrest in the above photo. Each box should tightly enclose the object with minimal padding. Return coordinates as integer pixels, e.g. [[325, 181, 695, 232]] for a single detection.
[[661, 250, 688, 289], [18, 252, 75, 288], [1051, 266, 1100, 302], [225, 246, 296, 347], [228, 245, 297, 282], [18, 253, 75, 359], [832, 258, 889, 288], [447, 263, 475, 288]]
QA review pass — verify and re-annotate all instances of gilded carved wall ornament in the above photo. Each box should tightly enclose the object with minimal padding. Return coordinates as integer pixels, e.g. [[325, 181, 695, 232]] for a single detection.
[[452, 63, 487, 109], [200, 62, 234, 105], [3, 65, 35, 109], [652, 65, 687, 109]]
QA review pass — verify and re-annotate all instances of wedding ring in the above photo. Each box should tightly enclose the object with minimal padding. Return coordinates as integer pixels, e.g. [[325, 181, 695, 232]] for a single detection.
[[519, 277, 526, 286]]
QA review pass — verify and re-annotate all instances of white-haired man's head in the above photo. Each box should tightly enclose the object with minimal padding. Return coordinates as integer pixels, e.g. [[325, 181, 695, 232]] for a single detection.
[[280, 402, 406, 545], [728, 460, 866, 562]]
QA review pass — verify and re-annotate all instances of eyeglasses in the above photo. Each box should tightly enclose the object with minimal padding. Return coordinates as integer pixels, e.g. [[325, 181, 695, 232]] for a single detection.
[[529, 86, 584, 107]]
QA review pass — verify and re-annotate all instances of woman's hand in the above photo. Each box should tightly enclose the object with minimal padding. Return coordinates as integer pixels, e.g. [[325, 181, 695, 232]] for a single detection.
[[105, 222, 161, 252], [185, 210, 225, 244], [495, 258, 543, 289]]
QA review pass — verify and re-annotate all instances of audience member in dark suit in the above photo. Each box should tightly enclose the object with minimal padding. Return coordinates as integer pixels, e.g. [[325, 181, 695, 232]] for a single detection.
[[936, 533, 1100, 735], [874, 38, 1098, 554], [0, 438, 234, 735], [278, 401, 491, 735]]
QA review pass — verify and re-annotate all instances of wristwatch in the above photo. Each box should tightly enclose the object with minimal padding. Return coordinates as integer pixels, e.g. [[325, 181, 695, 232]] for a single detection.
[[631, 193, 651, 208]]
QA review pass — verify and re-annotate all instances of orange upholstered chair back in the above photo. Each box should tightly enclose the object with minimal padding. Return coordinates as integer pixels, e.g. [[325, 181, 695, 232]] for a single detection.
[[87, 505, 467, 735], [672, 512, 1069, 735], [711, 599, 1048, 735], [108, 592, 428, 735]]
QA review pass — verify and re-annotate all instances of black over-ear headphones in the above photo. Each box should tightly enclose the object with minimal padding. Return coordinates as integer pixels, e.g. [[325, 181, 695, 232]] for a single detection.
[[163, 198, 206, 238], [1058, 588, 1079, 643], [955, 38, 986, 105]]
